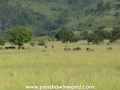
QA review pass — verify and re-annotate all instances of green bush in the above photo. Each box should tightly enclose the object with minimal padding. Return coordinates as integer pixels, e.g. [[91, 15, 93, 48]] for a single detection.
[[0, 36, 6, 46], [37, 39, 47, 46], [29, 42, 36, 46], [47, 37, 56, 41], [107, 42, 111, 45]]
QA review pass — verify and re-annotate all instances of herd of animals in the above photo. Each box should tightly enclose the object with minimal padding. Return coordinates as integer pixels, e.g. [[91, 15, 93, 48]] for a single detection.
[[0, 46, 26, 50], [63, 47, 112, 52], [41, 46, 113, 52], [0, 45, 113, 52]]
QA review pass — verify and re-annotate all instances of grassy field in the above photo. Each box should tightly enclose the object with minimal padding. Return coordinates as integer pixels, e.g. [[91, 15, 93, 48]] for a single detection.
[[0, 41, 120, 90]]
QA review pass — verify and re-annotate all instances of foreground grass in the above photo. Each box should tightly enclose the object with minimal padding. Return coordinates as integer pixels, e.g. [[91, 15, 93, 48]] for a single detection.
[[0, 41, 120, 90]]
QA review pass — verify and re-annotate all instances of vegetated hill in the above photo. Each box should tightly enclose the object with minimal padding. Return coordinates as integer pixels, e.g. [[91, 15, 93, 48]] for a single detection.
[[0, 0, 120, 37]]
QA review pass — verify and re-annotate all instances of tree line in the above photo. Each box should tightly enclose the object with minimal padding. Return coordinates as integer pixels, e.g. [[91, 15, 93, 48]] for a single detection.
[[55, 26, 120, 45], [0, 26, 120, 47]]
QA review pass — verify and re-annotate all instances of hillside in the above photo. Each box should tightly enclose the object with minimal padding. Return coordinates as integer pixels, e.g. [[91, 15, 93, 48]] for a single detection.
[[0, 0, 120, 37]]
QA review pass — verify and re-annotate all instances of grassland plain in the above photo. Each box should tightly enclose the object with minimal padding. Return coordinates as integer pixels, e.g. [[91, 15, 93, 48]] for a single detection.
[[0, 41, 120, 90]]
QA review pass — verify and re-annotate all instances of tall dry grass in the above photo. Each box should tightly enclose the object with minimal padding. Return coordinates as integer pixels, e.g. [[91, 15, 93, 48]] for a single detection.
[[0, 41, 120, 90]]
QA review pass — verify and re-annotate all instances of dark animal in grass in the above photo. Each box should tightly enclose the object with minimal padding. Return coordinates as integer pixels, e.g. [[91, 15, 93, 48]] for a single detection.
[[68, 48, 71, 51], [45, 45, 47, 48], [64, 48, 67, 51], [52, 46, 54, 48], [73, 47, 81, 51], [18, 46, 21, 49], [5, 46, 15, 49], [42, 50, 46, 52], [22, 47, 25, 49], [0, 47, 3, 49], [64, 48, 71, 51], [18, 46, 25, 49], [107, 47, 112, 50], [86, 47, 93, 52]]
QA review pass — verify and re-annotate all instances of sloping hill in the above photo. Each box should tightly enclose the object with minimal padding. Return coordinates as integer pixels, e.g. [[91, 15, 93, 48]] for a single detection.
[[0, 0, 120, 36]]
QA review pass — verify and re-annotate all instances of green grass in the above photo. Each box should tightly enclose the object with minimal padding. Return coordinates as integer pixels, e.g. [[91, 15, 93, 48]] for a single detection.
[[0, 41, 120, 90]]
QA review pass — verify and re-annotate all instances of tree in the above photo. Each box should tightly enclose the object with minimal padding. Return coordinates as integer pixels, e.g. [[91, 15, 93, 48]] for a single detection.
[[93, 30, 108, 39], [55, 31, 79, 43], [116, 4, 120, 9], [113, 12, 120, 19], [0, 36, 6, 46], [6, 26, 33, 47], [86, 33, 103, 45], [107, 32, 114, 43], [97, 0, 105, 12], [80, 31, 88, 40], [105, 2, 111, 10], [108, 26, 120, 43], [98, 25, 106, 30]]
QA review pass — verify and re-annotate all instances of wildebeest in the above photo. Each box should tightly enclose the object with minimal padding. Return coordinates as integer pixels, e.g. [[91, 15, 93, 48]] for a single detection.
[[0, 47, 3, 49], [73, 47, 81, 51], [86, 47, 93, 52], [64, 48, 67, 51], [18, 46, 25, 49], [5, 46, 15, 49], [45, 45, 47, 48], [22, 47, 25, 49], [68, 48, 71, 51], [18, 46, 22, 49], [107, 47, 112, 50], [42, 50, 46, 52], [52, 46, 54, 48], [64, 48, 71, 51]]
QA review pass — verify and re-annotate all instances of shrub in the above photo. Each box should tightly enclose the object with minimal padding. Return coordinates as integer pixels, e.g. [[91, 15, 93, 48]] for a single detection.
[[37, 39, 47, 46], [0, 36, 6, 46], [29, 42, 36, 46]]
